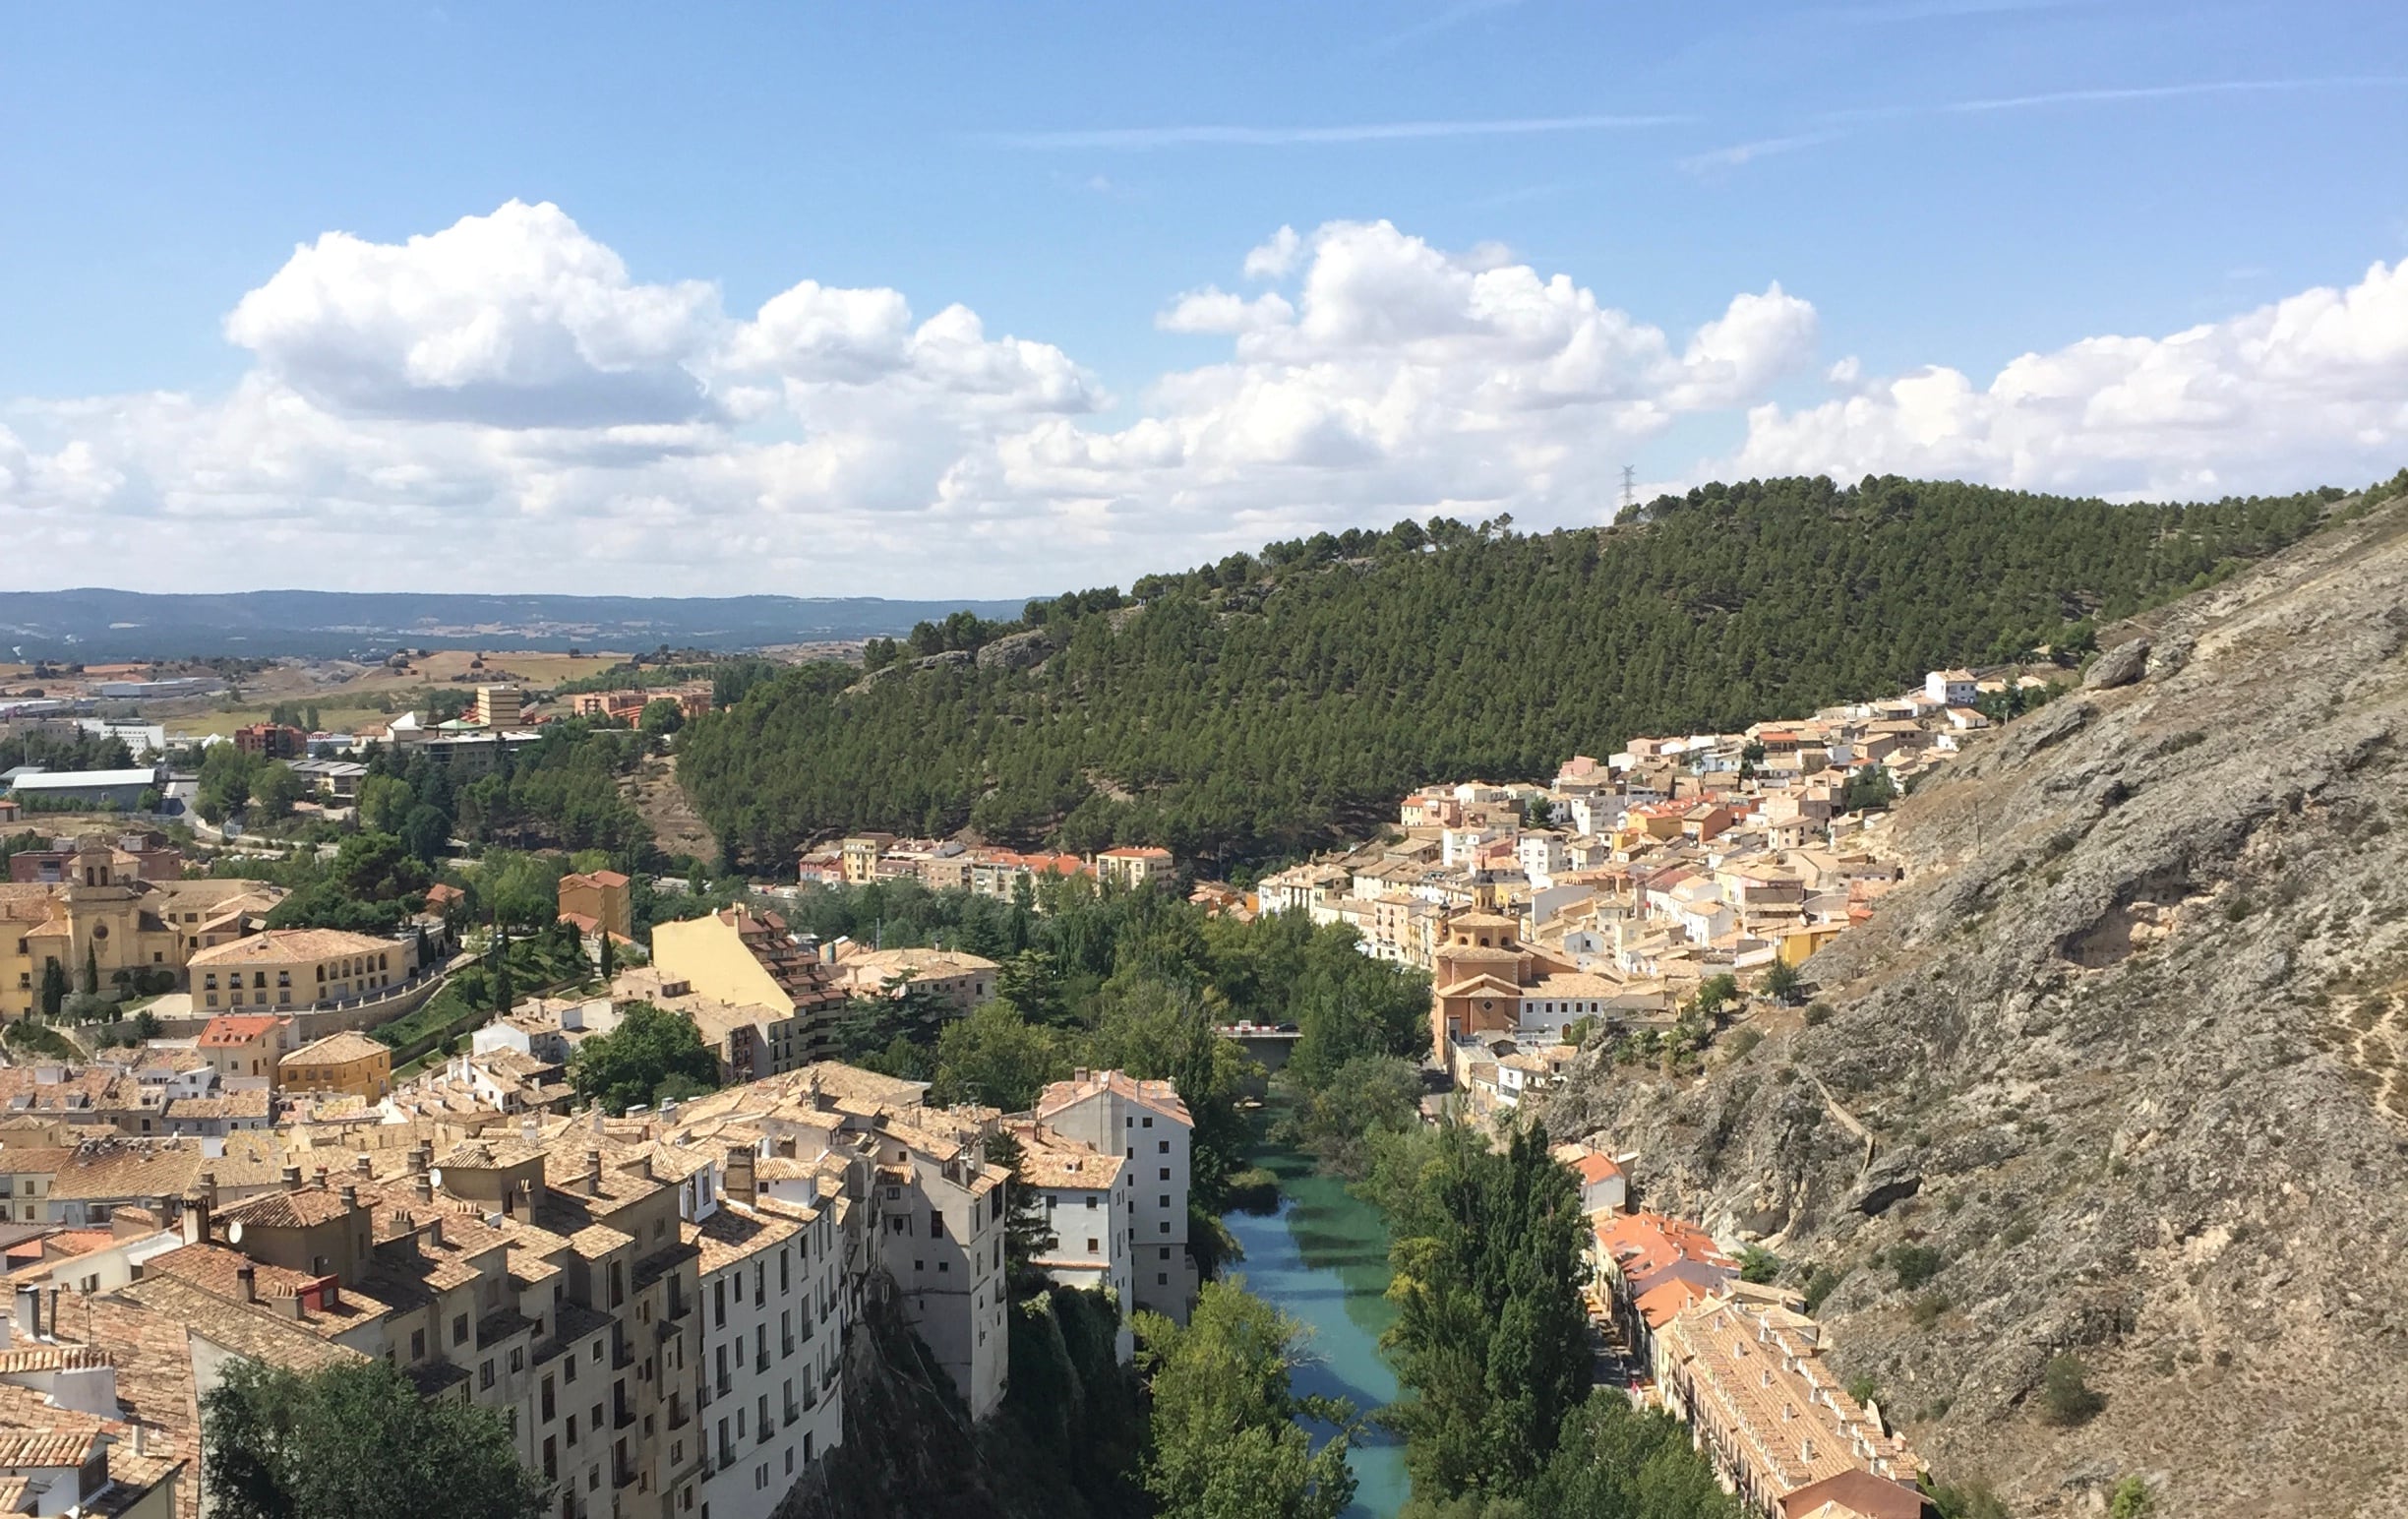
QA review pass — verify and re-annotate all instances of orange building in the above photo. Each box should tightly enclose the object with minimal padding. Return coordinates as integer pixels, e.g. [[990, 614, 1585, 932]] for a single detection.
[[557, 869, 632, 942], [1426, 909, 1577, 1059]]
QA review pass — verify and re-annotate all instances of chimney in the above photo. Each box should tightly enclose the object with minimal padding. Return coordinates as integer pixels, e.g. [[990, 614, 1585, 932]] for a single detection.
[[312, 1164, 329, 1189], [13, 1284, 40, 1343], [353, 1152, 373, 1178], [585, 1149, 604, 1196], [340, 1185, 359, 1211], [520, 1115, 539, 1145], [725, 1146, 756, 1206], [180, 1193, 210, 1246], [234, 1265, 257, 1304], [280, 1164, 302, 1187], [415, 1173, 434, 1203], [427, 1216, 445, 1249]]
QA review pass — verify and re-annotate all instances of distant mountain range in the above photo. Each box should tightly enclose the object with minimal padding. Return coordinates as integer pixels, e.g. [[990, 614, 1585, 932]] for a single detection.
[[0, 589, 1037, 660]]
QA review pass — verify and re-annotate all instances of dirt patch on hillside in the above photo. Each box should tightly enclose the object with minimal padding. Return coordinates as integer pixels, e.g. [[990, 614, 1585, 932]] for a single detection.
[[627, 754, 719, 865]]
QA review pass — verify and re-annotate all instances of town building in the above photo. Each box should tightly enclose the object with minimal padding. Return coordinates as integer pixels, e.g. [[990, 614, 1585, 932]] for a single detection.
[[1, 841, 280, 1021], [3, 767, 159, 811], [1005, 1120, 1135, 1363], [188, 928, 414, 1014], [276, 1030, 393, 1101], [1093, 846, 1174, 891], [233, 723, 307, 760], [1035, 1070, 1195, 1322], [650, 909, 850, 1067], [7, 829, 183, 884], [609, 967, 811, 1087], [558, 870, 633, 943], [827, 945, 999, 1012], [195, 1014, 289, 1086], [1656, 1288, 1925, 1519]]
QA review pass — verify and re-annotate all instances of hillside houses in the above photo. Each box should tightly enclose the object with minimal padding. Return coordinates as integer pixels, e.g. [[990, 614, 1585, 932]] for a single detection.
[[1250, 673, 2012, 1064]]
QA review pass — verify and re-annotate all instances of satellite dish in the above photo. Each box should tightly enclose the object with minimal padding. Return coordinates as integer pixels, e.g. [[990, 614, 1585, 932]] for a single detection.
[[226, 1220, 244, 1245], [429, 1167, 445, 1188]]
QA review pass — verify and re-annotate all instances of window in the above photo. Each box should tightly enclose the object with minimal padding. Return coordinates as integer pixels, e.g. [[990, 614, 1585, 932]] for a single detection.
[[929, 1212, 944, 1239], [1158, 1140, 1170, 1154], [713, 1278, 725, 1327], [1159, 1221, 1171, 1234], [453, 1313, 469, 1345], [1159, 1194, 1170, 1208], [480, 1360, 495, 1390], [543, 1378, 556, 1422], [1160, 1168, 1171, 1181], [1158, 1273, 1169, 1286], [543, 1437, 558, 1481], [1086, 1237, 1099, 1253], [1084, 1194, 1097, 1209], [411, 1328, 426, 1361], [1142, 1116, 1153, 1128], [511, 1347, 525, 1373], [1159, 1246, 1171, 1260], [567, 1414, 580, 1445]]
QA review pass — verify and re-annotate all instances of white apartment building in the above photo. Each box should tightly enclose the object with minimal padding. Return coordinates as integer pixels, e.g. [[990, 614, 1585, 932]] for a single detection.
[[1008, 1122, 1135, 1363], [1036, 1070, 1195, 1323], [690, 1154, 845, 1519]]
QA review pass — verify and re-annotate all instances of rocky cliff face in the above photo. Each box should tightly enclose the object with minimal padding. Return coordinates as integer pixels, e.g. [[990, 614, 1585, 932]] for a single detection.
[[1545, 488, 2408, 1517]]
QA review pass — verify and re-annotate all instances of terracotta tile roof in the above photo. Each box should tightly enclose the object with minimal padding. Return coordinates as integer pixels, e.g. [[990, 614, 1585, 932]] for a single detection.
[[188, 928, 395, 968], [118, 1273, 365, 1373], [195, 1015, 283, 1047], [688, 1199, 801, 1276], [1035, 1070, 1193, 1128], [0, 1343, 114, 1373], [0, 1382, 106, 1468], [280, 1030, 389, 1066], [216, 1187, 356, 1231]]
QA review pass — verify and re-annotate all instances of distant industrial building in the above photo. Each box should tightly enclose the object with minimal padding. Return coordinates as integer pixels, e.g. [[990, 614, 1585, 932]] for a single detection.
[[2, 766, 160, 810]]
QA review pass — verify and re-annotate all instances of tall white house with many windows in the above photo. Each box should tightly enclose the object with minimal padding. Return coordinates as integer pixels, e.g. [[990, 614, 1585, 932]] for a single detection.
[[1036, 1070, 1196, 1323], [1007, 1120, 1135, 1362]]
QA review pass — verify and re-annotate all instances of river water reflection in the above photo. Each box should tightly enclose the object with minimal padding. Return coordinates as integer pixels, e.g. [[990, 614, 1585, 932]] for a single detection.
[[1219, 1136, 1411, 1519]]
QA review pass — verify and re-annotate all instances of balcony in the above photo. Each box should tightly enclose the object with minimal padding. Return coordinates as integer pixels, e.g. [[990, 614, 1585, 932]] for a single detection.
[[612, 1393, 635, 1431], [665, 1396, 690, 1430]]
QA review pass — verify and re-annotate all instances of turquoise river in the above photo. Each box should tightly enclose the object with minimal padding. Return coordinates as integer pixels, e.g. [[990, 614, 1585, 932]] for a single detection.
[[1219, 1135, 1411, 1519]]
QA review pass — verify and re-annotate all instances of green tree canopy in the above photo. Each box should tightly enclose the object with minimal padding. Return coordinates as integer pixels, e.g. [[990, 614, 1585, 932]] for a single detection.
[[201, 1355, 545, 1519], [1136, 1278, 1358, 1519], [932, 1000, 1074, 1113], [568, 1001, 721, 1114]]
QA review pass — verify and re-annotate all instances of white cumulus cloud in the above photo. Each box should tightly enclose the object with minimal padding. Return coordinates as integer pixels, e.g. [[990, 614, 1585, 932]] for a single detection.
[[13, 203, 2404, 597], [1717, 259, 2408, 497]]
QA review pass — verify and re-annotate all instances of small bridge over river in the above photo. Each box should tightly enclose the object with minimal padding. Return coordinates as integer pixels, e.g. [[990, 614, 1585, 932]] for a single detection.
[[1215, 1025, 1302, 1070]]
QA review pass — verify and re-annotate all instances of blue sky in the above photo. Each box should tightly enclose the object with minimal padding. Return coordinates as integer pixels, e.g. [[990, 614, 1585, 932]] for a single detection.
[[6, 1, 2407, 595]]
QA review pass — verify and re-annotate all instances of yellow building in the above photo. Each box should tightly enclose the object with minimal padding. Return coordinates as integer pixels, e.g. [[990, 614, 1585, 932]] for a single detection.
[[0, 836, 279, 1020], [1095, 846, 1174, 890], [1776, 923, 1846, 967], [188, 927, 412, 1013], [277, 1028, 392, 1100], [839, 834, 895, 885], [650, 906, 850, 1063], [557, 868, 632, 942]]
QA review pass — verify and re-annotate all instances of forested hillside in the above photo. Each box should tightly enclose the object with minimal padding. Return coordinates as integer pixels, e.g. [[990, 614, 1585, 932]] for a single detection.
[[681, 475, 2337, 870]]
